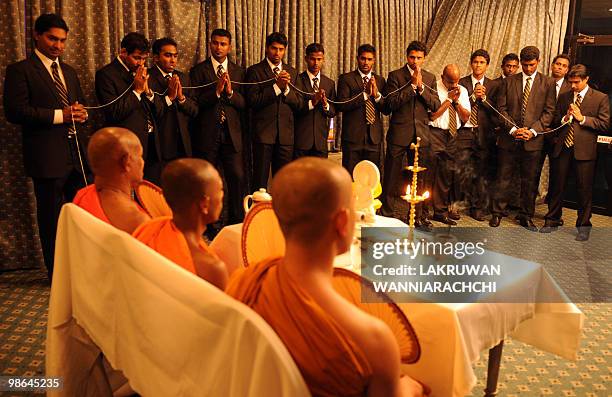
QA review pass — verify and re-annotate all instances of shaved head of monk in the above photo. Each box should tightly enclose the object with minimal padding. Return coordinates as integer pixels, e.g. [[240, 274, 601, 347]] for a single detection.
[[271, 157, 355, 255], [76, 127, 149, 234], [161, 158, 224, 225], [441, 63, 461, 91], [88, 127, 144, 185]]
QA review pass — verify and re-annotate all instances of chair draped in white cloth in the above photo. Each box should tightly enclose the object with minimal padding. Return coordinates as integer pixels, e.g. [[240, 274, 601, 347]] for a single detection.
[[46, 204, 310, 397]]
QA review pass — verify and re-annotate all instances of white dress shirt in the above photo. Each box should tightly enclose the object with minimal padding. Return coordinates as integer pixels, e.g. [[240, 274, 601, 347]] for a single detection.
[[429, 80, 471, 130], [555, 77, 564, 98], [35, 48, 66, 125], [267, 58, 290, 96], [358, 69, 382, 102]]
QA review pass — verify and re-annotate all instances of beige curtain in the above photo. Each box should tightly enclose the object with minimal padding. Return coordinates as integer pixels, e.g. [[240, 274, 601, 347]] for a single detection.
[[0, 0, 569, 270]]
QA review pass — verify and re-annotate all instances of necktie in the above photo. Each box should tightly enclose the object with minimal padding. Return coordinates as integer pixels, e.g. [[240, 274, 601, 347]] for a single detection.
[[312, 77, 319, 92], [363, 76, 376, 125], [521, 76, 532, 125], [564, 94, 582, 148], [51, 62, 75, 136], [217, 64, 226, 124], [273, 66, 280, 76], [468, 82, 480, 127], [448, 103, 458, 137]]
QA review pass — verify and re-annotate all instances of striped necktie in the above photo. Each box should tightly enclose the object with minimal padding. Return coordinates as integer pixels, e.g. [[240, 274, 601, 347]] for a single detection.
[[521, 76, 532, 125], [312, 77, 319, 92], [51, 62, 76, 136], [468, 82, 480, 127], [363, 76, 376, 125], [564, 94, 582, 148], [448, 103, 458, 137], [217, 64, 226, 124]]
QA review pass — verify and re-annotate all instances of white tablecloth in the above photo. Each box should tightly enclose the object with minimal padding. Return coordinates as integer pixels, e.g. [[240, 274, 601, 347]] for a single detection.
[[47, 204, 310, 397], [212, 216, 584, 397]]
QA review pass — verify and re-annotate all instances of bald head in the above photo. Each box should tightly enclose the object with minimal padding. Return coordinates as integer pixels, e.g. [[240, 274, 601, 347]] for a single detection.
[[88, 127, 142, 178], [271, 157, 353, 243], [442, 64, 460, 81], [161, 158, 221, 214]]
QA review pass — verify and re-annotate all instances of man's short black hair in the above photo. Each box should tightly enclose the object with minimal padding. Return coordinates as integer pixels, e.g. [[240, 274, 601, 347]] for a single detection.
[[305, 43, 325, 56], [34, 13, 69, 34], [152, 37, 177, 55], [520, 46, 540, 62], [357, 44, 376, 57], [470, 49, 490, 64], [406, 41, 428, 57], [121, 32, 150, 55], [552, 53, 570, 65], [501, 53, 519, 66], [567, 64, 589, 79], [266, 32, 288, 48], [211, 28, 232, 42]]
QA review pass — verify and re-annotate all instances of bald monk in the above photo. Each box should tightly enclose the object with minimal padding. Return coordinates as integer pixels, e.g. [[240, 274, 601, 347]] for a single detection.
[[73, 127, 150, 233], [133, 159, 228, 289], [226, 158, 428, 397]]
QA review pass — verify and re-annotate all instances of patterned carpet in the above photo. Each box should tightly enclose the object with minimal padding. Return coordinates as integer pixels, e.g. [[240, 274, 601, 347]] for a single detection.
[[0, 202, 610, 396]]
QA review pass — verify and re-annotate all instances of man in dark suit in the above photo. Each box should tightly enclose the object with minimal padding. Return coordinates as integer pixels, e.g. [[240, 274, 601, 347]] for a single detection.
[[458, 49, 499, 221], [534, 54, 572, 204], [149, 37, 196, 164], [380, 41, 440, 230], [336, 44, 387, 175], [3, 14, 88, 279], [246, 32, 300, 189], [293, 43, 336, 158], [95, 32, 164, 184], [489, 46, 556, 230], [541, 64, 610, 241], [190, 28, 247, 225]]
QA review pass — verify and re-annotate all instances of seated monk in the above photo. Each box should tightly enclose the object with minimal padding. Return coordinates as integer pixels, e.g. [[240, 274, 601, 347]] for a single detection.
[[73, 127, 150, 233], [133, 159, 228, 289], [226, 157, 428, 397]]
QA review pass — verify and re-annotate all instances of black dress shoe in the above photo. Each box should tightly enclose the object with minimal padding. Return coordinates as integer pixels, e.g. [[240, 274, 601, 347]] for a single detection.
[[539, 225, 559, 233], [470, 210, 485, 222], [449, 210, 461, 221], [489, 215, 501, 227], [518, 217, 538, 232], [421, 218, 433, 227], [414, 221, 433, 233], [575, 231, 590, 241], [432, 214, 457, 226]]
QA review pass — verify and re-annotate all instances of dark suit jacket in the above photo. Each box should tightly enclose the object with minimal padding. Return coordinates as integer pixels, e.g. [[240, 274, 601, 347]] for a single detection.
[[336, 70, 387, 145], [245, 60, 300, 146], [383, 66, 440, 147], [293, 71, 336, 151], [95, 58, 163, 158], [551, 87, 610, 160], [189, 58, 246, 153], [496, 72, 556, 151], [556, 78, 572, 99], [459, 75, 499, 148], [148, 66, 196, 159], [4, 54, 86, 178]]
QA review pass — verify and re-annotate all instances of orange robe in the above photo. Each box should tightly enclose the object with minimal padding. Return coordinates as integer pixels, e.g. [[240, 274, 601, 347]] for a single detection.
[[73, 184, 111, 224], [226, 258, 372, 397], [132, 217, 217, 275]]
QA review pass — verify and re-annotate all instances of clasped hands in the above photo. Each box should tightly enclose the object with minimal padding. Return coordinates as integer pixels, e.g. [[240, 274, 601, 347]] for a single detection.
[[410, 65, 423, 92], [275, 70, 291, 91], [512, 127, 535, 141], [566, 103, 584, 123], [62, 102, 87, 124], [215, 72, 233, 97], [311, 89, 328, 107]]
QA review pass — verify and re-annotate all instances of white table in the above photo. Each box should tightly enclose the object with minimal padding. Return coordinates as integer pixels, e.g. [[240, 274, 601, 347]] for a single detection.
[[211, 216, 583, 397]]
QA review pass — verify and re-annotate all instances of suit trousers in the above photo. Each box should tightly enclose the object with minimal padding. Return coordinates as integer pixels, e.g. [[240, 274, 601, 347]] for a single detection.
[[545, 146, 595, 227], [198, 126, 246, 225], [491, 145, 541, 219], [32, 168, 84, 280], [252, 138, 293, 190]]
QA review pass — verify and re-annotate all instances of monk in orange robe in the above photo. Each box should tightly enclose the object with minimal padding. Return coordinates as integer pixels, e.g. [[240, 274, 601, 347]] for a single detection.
[[133, 159, 228, 289], [226, 158, 428, 397], [73, 127, 150, 233]]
